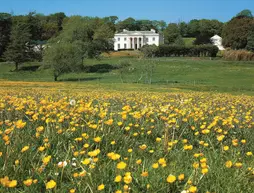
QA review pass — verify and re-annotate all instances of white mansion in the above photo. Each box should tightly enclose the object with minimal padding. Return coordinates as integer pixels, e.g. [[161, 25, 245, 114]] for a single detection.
[[114, 29, 164, 51]]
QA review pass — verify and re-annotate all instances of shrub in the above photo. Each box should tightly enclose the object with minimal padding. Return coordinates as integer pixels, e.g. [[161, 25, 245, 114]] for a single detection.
[[156, 44, 218, 57], [223, 50, 254, 61], [140, 45, 159, 58]]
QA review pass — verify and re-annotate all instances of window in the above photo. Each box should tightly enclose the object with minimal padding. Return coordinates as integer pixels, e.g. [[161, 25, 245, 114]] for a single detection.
[[124, 44, 127, 49], [146, 38, 149, 42], [118, 38, 120, 41], [118, 44, 120, 49], [153, 37, 155, 41], [124, 38, 127, 41]]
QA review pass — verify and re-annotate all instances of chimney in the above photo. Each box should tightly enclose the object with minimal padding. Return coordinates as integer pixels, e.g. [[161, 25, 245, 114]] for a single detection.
[[151, 29, 156, 33], [123, 29, 128, 32]]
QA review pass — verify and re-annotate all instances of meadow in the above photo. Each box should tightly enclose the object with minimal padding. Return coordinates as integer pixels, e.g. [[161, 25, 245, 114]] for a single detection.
[[0, 80, 254, 193], [0, 56, 254, 192]]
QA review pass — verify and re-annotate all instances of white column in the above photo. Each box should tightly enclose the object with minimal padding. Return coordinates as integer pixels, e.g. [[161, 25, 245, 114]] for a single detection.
[[141, 37, 143, 47], [132, 37, 135, 50], [137, 37, 140, 49]]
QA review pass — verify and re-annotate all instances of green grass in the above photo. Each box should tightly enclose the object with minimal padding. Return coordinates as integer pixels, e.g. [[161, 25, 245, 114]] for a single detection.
[[0, 57, 254, 95], [183, 38, 196, 46]]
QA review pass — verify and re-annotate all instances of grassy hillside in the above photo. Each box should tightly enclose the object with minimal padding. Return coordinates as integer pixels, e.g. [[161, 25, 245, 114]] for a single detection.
[[0, 57, 254, 95]]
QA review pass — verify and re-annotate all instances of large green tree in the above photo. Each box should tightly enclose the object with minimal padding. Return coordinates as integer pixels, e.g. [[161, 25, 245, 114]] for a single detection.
[[44, 16, 114, 80], [246, 24, 254, 51], [3, 23, 32, 70], [222, 16, 254, 49], [187, 19, 200, 37], [43, 42, 83, 81], [163, 23, 181, 44], [152, 20, 167, 32], [116, 18, 165, 32], [116, 17, 137, 31], [0, 13, 12, 58], [236, 9, 253, 18], [178, 21, 188, 37]]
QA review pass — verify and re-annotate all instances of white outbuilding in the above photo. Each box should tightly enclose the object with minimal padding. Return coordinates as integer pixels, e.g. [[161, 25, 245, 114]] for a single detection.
[[210, 35, 225, 50], [114, 29, 164, 51]]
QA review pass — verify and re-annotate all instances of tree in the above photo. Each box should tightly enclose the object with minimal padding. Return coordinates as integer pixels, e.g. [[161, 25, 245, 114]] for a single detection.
[[44, 16, 114, 80], [246, 24, 254, 51], [178, 21, 188, 37], [152, 20, 167, 32], [136, 20, 154, 31], [103, 16, 118, 32], [116, 17, 137, 31], [194, 34, 212, 45], [140, 44, 159, 58], [27, 12, 43, 41], [43, 42, 83, 81], [187, 19, 200, 37], [93, 23, 115, 40], [222, 17, 254, 49], [236, 9, 253, 18], [163, 23, 181, 44], [199, 19, 223, 36], [0, 13, 12, 58], [3, 23, 31, 70], [39, 12, 66, 40]]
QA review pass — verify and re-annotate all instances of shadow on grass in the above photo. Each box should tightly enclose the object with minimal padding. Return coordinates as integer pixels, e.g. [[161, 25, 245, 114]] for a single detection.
[[59, 77, 102, 82], [19, 65, 40, 71], [84, 64, 118, 73]]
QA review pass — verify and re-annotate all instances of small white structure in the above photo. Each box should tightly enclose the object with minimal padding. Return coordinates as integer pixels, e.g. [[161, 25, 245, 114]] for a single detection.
[[211, 35, 225, 50], [114, 29, 164, 51]]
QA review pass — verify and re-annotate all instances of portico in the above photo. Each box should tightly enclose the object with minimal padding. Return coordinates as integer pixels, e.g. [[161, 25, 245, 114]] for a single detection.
[[129, 37, 144, 49]]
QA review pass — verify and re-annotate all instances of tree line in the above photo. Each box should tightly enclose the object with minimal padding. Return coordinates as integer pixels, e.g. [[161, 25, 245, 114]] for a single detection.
[[0, 9, 253, 80]]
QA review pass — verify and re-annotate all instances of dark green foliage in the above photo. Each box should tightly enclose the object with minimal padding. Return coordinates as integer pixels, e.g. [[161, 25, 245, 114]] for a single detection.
[[50, 16, 114, 60], [222, 17, 254, 49], [184, 19, 223, 41], [3, 23, 32, 70], [187, 19, 200, 37], [246, 25, 254, 51], [43, 42, 83, 81], [0, 13, 12, 57], [236, 9, 253, 18], [155, 44, 218, 57], [84, 63, 117, 73], [140, 45, 159, 58], [178, 22, 188, 37], [163, 23, 181, 44], [194, 34, 212, 45], [142, 44, 219, 58], [43, 16, 115, 80], [116, 17, 166, 32], [193, 20, 223, 44]]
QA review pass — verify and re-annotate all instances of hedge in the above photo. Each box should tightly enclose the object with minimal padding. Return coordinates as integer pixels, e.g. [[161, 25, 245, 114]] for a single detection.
[[141, 44, 219, 58]]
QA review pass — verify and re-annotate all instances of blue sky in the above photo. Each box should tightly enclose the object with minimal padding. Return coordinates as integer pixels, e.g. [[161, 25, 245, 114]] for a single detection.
[[0, 0, 253, 22]]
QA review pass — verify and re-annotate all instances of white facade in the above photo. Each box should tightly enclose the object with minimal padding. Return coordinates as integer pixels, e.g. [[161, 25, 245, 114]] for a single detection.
[[114, 29, 164, 51], [211, 35, 225, 51]]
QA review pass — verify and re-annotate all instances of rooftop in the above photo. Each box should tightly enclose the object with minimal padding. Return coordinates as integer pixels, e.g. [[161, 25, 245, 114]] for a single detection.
[[115, 29, 158, 35]]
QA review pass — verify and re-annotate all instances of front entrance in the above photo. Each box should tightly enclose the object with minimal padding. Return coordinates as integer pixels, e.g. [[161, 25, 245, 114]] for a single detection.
[[130, 37, 142, 50]]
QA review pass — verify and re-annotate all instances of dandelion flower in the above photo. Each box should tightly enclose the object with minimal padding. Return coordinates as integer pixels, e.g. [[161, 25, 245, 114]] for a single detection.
[[97, 184, 105, 191], [46, 180, 56, 189], [167, 175, 176, 183], [117, 161, 127, 170]]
